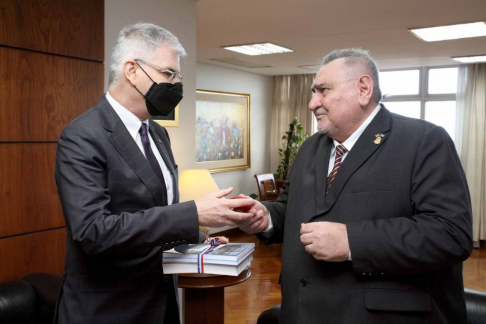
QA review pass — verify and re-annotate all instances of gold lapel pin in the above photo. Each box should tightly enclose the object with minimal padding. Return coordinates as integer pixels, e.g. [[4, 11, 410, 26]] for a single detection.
[[374, 133, 385, 145]]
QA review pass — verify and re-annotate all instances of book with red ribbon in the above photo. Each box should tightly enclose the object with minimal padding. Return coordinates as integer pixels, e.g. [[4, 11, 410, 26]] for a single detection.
[[162, 243, 255, 276]]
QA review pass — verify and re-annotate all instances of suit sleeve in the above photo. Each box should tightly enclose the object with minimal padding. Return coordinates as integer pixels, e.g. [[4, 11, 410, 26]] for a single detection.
[[347, 125, 473, 276], [55, 121, 200, 258], [258, 177, 290, 245], [258, 136, 317, 244]]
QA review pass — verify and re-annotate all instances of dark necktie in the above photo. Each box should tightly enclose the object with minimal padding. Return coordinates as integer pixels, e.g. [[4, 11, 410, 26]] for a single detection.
[[326, 144, 347, 195], [139, 123, 168, 204]]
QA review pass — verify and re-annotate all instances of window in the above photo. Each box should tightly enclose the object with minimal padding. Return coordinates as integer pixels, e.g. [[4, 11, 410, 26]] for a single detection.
[[380, 70, 420, 96], [428, 68, 458, 94], [425, 101, 456, 139], [380, 67, 458, 141], [384, 101, 421, 119]]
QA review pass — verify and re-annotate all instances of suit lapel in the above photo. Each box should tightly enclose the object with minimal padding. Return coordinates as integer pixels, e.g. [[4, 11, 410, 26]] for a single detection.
[[148, 120, 179, 204], [98, 97, 165, 206], [311, 105, 392, 221], [315, 135, 333, 213]]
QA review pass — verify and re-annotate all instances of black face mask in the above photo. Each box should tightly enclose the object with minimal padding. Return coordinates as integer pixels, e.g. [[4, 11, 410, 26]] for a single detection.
[[134, 64, 183, 117], [143, 81, 183, 117]]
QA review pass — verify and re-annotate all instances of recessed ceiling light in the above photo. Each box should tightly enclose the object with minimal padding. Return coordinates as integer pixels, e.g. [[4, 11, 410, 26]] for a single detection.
[[210, 57, 273, 68], [223, 43, 293, 56], [299, 64, 322, 71], [409, 21, 486, 42], [452, 55, 486, 63]]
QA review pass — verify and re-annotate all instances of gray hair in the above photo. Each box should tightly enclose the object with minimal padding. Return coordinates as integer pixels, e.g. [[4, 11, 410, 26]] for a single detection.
[[321, 48, 382, 103], [108, 22, 187, 86]]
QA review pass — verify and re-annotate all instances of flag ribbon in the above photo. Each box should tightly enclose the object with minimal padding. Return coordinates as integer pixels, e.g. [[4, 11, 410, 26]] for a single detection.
[[197, 237, 223, 274]]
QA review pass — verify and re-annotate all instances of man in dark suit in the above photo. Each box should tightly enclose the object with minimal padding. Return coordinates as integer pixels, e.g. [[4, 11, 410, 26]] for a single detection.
[[54, 22, 254, 324], [237, 48, 472, 323]]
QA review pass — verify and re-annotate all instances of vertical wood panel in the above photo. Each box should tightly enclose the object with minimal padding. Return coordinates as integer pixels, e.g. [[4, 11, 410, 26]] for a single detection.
[[0, 143, 64, 237], [0, 0, 104, 61], [0, 47, 104, 142], [0, 0, 103, 281], [0, 228, 67, 282]]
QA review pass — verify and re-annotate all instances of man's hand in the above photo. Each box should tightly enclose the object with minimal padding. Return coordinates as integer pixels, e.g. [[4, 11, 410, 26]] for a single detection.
[[195, 188, 255, 227], [300, 222, 349, 262], [235, 195, 270, 234]]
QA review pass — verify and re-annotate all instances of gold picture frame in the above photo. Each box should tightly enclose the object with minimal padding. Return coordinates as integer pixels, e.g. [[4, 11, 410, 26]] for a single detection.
[[153, 105, 179, 127], [195, 89, 251, 173]]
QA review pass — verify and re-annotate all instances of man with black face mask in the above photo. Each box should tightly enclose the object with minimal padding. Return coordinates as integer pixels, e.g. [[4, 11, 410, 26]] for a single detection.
[[53, 22, 255, 324]]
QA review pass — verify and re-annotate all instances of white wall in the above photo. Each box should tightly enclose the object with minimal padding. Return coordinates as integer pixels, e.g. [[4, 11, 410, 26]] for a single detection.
[[196, 63, 274, 199]]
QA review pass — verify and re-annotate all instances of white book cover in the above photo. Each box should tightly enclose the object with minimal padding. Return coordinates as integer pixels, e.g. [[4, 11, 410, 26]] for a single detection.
[[162, 254, 253, 276], [163, 243, 255, 264], [163, 247, 253, 266]]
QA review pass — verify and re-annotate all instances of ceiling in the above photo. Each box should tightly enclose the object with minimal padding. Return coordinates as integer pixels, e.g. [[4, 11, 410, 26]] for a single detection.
[[196, 0, 486, 75]]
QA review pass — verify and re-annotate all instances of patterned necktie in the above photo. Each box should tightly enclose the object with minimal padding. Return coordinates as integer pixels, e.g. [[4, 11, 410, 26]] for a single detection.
[[139, 123, 168, 205], [326, 144, 347, 195]]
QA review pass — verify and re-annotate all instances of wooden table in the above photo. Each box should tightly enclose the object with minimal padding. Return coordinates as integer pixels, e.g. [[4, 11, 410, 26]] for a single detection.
[[178, 269, 251, 324]]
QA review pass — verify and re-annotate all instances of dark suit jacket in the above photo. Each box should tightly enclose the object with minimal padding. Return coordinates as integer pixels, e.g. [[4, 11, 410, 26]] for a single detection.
[[263, 106, 473, 324], [54, 96, 200, 324]]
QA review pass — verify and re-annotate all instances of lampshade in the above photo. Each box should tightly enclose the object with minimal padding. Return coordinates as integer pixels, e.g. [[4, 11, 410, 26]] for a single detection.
[[178, 169, 220, 202]]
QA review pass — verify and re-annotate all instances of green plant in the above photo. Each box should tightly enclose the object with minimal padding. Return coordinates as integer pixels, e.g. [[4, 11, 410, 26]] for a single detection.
[[275, 117, 309, 181]]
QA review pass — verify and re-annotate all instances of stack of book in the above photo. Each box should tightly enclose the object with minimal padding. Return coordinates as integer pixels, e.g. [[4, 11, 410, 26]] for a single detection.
[[162, 242, 255, 276]]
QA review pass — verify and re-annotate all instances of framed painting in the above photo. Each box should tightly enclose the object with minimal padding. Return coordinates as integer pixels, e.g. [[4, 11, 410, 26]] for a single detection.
[[195, 89, 251, 173], [153, 105, 179, 127]]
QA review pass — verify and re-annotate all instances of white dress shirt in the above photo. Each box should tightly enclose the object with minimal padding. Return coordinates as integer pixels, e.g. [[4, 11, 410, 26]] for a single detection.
[[106, 92, 174, 205]]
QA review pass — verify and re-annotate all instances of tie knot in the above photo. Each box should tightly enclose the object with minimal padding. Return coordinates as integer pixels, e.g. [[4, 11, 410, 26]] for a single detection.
[[139, 123, 148, 136], [336, 145, 347, 157]]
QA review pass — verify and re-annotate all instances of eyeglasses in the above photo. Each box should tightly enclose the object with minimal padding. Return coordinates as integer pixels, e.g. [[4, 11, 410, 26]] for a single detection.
[[135, 59, 183, 83]]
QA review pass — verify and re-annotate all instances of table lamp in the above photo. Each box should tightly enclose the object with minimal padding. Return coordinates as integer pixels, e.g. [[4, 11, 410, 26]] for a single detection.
[[178, 169, 219, 202], [179, 169, 220, 236]]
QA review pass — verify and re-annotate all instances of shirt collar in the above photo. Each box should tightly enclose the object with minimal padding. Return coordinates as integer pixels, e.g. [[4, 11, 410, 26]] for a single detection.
[[333, 104, 381, 151], [106, 92, 149, 139]]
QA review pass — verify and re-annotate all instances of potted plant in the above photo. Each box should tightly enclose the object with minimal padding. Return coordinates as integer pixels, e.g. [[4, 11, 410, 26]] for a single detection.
[[275, 117, 309, 191]]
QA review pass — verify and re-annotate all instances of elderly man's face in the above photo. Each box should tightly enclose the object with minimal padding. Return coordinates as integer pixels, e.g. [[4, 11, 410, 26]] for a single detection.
[[309, 59, 363, 142]]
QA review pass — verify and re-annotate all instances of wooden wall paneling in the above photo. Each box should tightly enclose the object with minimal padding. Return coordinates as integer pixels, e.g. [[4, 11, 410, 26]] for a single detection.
[[0, 143, 64, 238], [0, 228, 67, 282], [0, 0, 104, 282], [0, 0, 104, 61], [0, 47, 104, 142]]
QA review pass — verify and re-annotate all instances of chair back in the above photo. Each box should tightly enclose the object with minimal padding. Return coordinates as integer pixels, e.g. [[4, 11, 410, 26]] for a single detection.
[[0, 280, 36, 324], [254, 174, 278, 201]]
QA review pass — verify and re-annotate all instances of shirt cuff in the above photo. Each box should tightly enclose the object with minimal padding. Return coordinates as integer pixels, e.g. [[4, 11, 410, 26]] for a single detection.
[[260, 212, 273, 237]]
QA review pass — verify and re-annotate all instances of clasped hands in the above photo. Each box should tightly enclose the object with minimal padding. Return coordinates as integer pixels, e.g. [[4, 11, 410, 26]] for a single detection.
[[195, 188, 257, 227], [233, 195, 349, 262], [196, 188, 349, 262], [195, 188, 270, 232]]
